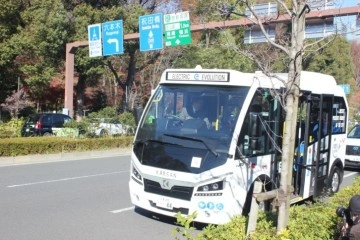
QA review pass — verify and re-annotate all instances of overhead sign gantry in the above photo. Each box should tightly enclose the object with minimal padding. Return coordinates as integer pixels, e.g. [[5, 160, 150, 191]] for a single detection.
[[65, 6, 360, 117]]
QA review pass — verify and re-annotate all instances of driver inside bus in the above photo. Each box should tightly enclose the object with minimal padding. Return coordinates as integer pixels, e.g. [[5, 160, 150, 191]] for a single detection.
[[178, 96, 211, 128]]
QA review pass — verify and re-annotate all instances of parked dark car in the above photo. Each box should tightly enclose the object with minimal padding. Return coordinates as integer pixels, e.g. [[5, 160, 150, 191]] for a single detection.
[[21, 113, 71, 137]]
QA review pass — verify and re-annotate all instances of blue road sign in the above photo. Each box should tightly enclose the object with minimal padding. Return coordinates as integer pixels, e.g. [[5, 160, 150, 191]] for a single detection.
[[102, 20, 124, 56], [88, 24, 102, 57], [339, 84, 350, 95], [139, 13, 163, 51]]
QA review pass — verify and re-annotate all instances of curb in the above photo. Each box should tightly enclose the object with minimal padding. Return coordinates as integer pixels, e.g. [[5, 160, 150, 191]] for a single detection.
[[0, 148, 132, 166]]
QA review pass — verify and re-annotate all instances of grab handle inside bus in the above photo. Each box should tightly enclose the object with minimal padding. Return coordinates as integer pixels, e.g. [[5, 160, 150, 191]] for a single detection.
[[249, 112, 261, 138]]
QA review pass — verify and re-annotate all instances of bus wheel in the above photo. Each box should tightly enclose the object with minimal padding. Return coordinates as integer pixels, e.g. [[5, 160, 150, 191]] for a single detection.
[[328, 167, 341, 194], [242, 181, 271, 216]]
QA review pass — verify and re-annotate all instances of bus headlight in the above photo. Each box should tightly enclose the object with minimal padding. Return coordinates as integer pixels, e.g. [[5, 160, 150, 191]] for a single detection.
[[132, 166, 142, 181], [197, 181, 223, 192]]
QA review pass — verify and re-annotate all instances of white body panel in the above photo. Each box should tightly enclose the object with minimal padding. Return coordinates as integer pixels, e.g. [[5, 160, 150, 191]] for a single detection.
[[129, 67, 347, 224]]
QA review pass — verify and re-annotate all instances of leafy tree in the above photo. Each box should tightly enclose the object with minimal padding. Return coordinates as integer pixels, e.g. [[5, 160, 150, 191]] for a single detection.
[[175, 44, 254, 71], [10, 0, 71, 109], [0, 0, 25, 103], [304, 36, 355, 85]]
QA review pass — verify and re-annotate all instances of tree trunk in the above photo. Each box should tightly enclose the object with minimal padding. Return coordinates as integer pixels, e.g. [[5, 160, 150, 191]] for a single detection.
[[277, 0, 306, 232], [75, 76, 86, 120], [120, 49, 137, 113]]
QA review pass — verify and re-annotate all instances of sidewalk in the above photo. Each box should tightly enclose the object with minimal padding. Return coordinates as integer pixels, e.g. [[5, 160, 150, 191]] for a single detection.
[[0, 148, 132, 166]]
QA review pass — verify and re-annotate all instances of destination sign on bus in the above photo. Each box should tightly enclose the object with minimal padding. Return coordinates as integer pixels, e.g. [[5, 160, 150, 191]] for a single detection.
[[166, 72, 229, 82]]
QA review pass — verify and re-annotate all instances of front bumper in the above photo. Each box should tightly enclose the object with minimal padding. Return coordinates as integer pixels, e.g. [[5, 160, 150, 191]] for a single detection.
[[129, 177, 241, 225]]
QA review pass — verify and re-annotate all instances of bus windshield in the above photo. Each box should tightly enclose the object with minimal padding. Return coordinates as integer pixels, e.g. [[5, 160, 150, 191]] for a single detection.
[[133, 84, 250, 174]]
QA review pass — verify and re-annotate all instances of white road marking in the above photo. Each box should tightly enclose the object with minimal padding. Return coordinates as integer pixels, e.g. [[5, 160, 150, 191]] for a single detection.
[[110, 206, 135, 214], [7, 171, 128, 188], [344, 171, 359, 178]]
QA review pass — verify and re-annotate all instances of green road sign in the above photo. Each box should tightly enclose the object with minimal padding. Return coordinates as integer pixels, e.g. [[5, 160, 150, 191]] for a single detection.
[[164, 12, 191, 47]]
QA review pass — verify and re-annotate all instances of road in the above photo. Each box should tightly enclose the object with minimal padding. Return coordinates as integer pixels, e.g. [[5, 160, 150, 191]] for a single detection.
[[0, 154, 358, 240]]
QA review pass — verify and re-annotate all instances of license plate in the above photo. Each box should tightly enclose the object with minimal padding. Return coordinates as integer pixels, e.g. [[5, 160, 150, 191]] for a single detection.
[[156, 197, 173, 210], [26, 128, 29, 132]]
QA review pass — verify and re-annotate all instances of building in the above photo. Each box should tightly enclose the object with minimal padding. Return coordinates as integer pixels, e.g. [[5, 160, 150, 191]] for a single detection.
[[244, 0, 359, 43]]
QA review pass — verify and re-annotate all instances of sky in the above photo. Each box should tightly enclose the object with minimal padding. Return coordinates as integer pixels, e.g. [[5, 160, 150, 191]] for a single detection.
[[332, 0, 359, 39], [335, 0, 358, 7]]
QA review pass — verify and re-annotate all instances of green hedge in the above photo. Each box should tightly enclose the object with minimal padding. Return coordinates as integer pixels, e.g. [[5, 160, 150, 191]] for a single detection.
[[0, 118, 24, 138], [0, 136, 134, 156], [174, 177, 360, 240]]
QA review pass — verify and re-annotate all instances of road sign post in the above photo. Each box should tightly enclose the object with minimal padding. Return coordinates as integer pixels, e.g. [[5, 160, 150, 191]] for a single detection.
[[88, 24, 102, 57], [102, 20, 124, 56], [139, 13, 163, 51], [164, 11, 191, 47]]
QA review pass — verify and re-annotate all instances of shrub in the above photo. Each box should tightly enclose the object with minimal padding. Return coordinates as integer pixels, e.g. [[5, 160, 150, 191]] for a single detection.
[[0, 118, 24, 138], [88, 106, 118, 119], [198, 215, 248, 240], [173, 177, 360, 240], [64, 119, 91, 137], [119, 111, 136, 127], [0, 136, 133, 156]]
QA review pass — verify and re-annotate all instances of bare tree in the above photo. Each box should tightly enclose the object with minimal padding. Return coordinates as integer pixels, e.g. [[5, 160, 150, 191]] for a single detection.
[[216, 0, 311, 232], [351, 40, 360, 85], [276, 1, 307, 231]]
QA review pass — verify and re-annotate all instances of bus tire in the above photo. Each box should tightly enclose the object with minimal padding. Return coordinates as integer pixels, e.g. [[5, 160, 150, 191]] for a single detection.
[[328, 166, 341, 194], [242, 181, 271, 216]]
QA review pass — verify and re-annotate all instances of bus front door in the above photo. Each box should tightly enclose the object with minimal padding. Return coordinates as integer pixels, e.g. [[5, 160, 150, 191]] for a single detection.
[[295, 94, 332, 199], [313, 95, 333, 198]]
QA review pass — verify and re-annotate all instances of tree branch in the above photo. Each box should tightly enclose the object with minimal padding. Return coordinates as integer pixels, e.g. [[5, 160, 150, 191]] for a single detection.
[[275, 0, 292, 17], [241, 0, 290, 55]]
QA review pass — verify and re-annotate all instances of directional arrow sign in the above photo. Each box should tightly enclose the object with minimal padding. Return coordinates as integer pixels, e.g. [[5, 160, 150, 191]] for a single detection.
[[107, 38, 119, 52], [164, 11, 191, 47], [139, 13, 163, 51], [102, 20, 124, 56], [88, 24, 102, 57]]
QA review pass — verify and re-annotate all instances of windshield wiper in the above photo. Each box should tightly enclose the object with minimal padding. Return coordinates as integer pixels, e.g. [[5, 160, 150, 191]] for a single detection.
[[135, 138, 183, 147], [134, 139, 184, 163], [163, 134, 219, 157]]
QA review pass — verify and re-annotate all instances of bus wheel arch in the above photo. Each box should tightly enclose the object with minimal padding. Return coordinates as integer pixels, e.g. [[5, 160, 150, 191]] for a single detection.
[[242, 175, 273, 216], [328, 159, 344, 195]]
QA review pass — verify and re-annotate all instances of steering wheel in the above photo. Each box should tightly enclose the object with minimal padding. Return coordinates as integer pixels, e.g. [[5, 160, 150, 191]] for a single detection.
[[165, 114, 183, 128]]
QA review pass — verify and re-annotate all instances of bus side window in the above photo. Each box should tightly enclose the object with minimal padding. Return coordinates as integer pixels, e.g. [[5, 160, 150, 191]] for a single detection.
[[237, 91, 270, 157], [332, 97, 346, 134]]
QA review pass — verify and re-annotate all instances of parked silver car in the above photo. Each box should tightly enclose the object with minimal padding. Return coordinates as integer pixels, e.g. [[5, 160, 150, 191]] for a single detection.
[[89, 118, 134, 136]]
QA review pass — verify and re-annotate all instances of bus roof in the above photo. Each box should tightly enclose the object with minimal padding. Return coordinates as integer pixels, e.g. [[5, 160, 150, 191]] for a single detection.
[[160, 66, 344, 96]]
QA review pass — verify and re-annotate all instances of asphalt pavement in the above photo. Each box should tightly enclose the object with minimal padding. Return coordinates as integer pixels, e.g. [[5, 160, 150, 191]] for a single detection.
[[0, 148, 132, 166]]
